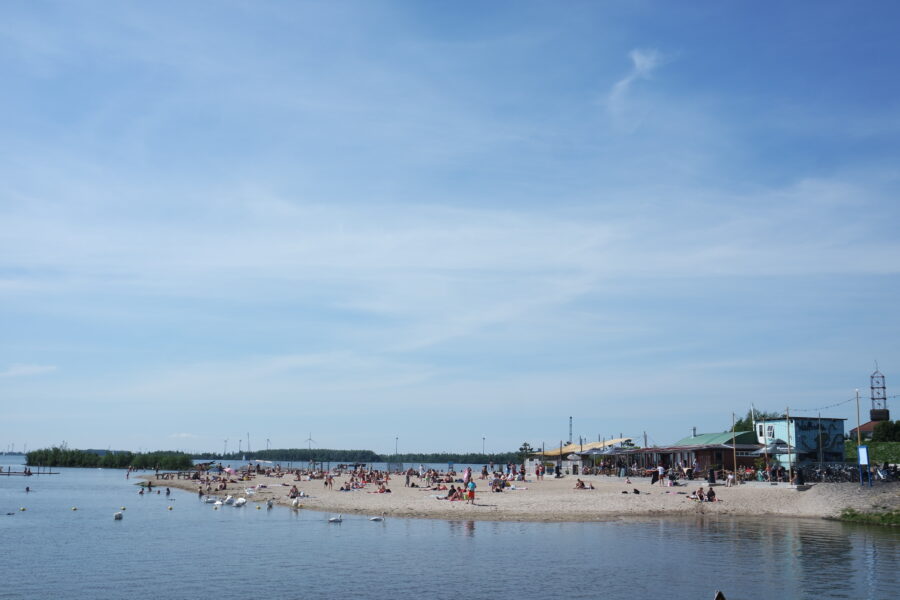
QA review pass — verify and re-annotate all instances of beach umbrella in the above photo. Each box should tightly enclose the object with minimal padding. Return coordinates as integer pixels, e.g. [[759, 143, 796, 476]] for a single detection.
[[752, 439, 791, 455]]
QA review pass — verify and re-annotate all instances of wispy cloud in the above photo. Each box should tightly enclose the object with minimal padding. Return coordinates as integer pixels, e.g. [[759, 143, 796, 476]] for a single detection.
[[607, 48, 665, 129], [1, 4, 898, 452], [0, 364, 57, 378]]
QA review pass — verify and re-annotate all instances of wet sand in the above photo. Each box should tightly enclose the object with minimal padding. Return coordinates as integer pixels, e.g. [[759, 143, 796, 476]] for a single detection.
[[144, 472, 900, 522]]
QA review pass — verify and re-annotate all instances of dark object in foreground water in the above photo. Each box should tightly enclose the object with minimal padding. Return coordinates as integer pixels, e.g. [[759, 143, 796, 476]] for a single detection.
[[714, 591, 726, 600]]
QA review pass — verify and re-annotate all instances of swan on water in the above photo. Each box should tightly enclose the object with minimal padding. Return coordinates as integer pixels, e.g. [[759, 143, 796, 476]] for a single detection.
[[369, 512, 386, 522], [224, 495, 235, 505], [291, 497, 302, 508], [113, 512, 123, 520], [328, 514, 342, 523], [234, 497, 247, 507]]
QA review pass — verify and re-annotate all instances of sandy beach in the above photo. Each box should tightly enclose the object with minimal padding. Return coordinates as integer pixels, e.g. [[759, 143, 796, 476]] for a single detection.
[[145, 472, 900, 522]]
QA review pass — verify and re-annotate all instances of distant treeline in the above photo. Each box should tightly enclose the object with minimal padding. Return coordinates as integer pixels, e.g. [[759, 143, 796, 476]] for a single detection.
[[195, 449, 381, 463], [390, 452, 520, 464], [26, 447, 194, 470], [194, 449, 520, 464]]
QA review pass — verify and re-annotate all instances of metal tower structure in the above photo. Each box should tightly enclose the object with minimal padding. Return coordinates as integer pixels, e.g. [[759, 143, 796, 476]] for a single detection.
[[870, 367, 889, 422]]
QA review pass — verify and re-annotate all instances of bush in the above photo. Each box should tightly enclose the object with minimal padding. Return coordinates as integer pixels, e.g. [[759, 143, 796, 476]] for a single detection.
[[840, 508, 900, 526], [845, 441, 900, 464]]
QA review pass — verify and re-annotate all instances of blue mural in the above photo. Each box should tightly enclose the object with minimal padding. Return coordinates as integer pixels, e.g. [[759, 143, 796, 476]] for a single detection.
[[755, 417, 845, 464]]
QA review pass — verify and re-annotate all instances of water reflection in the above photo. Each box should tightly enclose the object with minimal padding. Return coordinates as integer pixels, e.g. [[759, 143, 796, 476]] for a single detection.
[[446, 519, 477, 537], [2, 465, 898, 600]]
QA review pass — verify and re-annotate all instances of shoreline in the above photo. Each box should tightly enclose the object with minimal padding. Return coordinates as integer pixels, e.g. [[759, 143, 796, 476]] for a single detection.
[[142, 472, 900, 523]]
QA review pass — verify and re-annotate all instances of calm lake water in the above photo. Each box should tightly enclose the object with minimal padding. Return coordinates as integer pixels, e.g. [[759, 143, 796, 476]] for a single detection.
[[2, 455, 898, 600]]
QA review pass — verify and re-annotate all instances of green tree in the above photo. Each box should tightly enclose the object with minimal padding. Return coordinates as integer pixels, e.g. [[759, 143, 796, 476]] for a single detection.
[[732, 409, 784, 432], [517, 442, 534, 462], [872, 421, 900, 442]]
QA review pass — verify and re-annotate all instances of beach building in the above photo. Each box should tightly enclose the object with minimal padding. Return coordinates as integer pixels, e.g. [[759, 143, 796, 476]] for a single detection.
[[531, 439, 632, 475], [753, 416, 845, 466], [663, 430, 761, 472], [848, 420, 880, 441]]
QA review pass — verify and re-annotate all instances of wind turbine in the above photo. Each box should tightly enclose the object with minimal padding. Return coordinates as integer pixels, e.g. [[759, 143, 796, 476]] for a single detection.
[[305, 433, 315, 464]]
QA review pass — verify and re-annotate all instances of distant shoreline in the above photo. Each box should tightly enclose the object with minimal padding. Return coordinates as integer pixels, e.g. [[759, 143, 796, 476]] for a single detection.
[[142, 472, 900, 523]]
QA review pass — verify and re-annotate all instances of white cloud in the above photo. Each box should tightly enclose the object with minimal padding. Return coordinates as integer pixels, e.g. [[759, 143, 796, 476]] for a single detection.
[[607, 48, 665, 128], [0, 364, 57, 378]]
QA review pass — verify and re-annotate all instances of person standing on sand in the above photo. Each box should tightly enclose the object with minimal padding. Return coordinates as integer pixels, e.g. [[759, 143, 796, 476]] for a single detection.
[[466, 479, 476, 504]]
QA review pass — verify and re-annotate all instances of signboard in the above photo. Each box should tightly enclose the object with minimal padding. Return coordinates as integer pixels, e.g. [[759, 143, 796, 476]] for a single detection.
[[858, 445, 869, 466]]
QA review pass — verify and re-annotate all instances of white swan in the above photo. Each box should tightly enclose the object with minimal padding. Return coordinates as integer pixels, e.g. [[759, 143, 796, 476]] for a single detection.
[[224, 495, 234, 505], [234, 497, 247, 507], [369, 512, 386, 522], [291, 497, 302, 508], [327, 514, 342, 523]]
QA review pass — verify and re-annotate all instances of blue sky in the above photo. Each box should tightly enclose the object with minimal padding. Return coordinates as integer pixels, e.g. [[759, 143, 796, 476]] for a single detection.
[[2, 2, 899, 455]]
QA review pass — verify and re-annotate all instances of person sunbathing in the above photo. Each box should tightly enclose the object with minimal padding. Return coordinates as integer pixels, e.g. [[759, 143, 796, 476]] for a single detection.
[[574, 479, 586, 489]]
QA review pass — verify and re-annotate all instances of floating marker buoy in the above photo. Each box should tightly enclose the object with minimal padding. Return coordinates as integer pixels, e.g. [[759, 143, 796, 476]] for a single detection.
[[71, 507, 77, 511], [20, 507, 26, 512], [121, 507, 126, 510], [256, 505, 261, 510], [167, 506, 173, 511]]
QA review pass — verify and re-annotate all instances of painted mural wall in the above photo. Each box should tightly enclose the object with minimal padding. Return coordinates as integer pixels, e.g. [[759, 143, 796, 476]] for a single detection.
[[755, 418, 845, 463]]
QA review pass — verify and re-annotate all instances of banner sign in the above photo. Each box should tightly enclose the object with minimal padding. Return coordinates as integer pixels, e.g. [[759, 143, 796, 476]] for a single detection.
[[858, 445, 869, 466]]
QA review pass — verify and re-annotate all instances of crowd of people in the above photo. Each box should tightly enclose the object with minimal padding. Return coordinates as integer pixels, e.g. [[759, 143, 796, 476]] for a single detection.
[[137, 458, 746, 507]]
